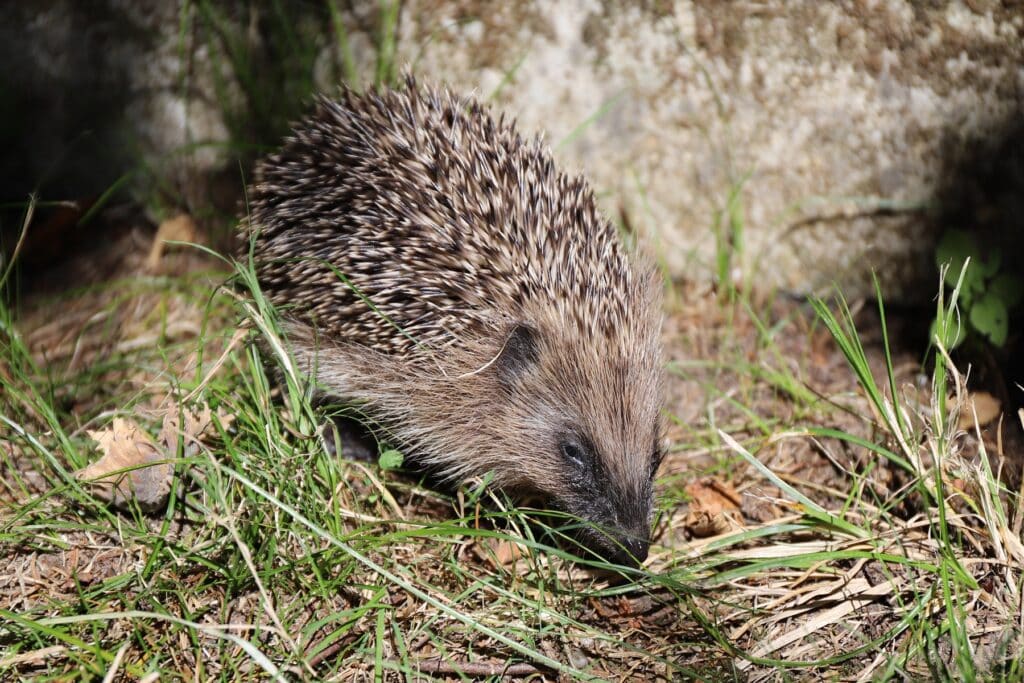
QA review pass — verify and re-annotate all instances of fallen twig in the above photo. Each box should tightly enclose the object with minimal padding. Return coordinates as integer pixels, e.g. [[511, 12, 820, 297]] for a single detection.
[[406, 658, 542, 678]]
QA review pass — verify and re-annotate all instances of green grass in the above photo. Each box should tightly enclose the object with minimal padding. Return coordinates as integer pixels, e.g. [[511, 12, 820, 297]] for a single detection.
[[0, 252, 706, 679], [3, 236, 1018, 679]]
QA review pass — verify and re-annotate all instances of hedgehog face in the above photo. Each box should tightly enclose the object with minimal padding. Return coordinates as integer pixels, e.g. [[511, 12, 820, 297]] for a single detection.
[[549, 426, 662, 566], [492, 321, 664, 567]]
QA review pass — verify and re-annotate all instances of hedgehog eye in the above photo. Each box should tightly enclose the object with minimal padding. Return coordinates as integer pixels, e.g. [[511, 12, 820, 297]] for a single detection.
[[560, 441, 589, 470]]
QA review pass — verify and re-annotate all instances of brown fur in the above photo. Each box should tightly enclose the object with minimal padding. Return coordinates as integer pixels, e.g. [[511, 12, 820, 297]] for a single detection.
[[242, 76, 665, 564]]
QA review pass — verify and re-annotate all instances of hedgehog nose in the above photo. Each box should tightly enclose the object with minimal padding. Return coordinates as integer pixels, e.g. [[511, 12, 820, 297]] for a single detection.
[[610, 536, 649, 567]]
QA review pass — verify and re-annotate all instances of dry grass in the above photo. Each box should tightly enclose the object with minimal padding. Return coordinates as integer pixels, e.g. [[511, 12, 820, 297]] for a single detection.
[[1, 213, 1022, 680]]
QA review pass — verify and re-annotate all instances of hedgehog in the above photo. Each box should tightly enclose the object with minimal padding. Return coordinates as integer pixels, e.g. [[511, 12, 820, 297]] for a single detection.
[[241, 76, 665, 566]]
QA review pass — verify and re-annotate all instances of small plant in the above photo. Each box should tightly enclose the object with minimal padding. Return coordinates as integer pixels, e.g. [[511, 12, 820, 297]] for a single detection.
[[376, 447, 403, 471], [934, 229, 1023, 347], [712, 177, 749, 302]]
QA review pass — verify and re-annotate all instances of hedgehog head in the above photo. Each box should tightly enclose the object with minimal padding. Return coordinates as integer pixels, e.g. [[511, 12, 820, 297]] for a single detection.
[[469, 283, 664, 566]]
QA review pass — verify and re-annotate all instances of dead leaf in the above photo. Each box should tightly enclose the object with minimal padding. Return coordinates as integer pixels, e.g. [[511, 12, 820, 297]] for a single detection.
[[959, 391, 1001, 430], [78, 418, 173, 512], [682, 509, 734, 537], [146, 214, 198, 271], [685, 477, 741, 514], [588, 597, 618, 619], [683, 477, 743, 538], [159, 406, 213, 458], [740, 485, 784, 522], [476, 538, 526, 568], [77, 404, 220, 512]]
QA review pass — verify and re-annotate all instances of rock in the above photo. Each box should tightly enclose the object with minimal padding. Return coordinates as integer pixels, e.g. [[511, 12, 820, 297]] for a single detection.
[[4, 1, 1022, 299]]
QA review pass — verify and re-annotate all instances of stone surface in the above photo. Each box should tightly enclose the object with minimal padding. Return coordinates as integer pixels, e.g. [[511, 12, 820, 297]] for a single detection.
[[4, 1, 1022, 299], [350, 0, 1023, 300], [0, 0, 229, 212]]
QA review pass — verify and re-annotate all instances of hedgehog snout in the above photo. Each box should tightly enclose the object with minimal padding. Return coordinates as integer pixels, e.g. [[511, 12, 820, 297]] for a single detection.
[[555, 477, 653, 567], [608, 534, 650, 567], [602, 499, 654, 566], [569, 507, 651, 568]]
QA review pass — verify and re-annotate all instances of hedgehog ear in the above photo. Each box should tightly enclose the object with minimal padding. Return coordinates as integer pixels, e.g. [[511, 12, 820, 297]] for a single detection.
[[495, 324, 539, 384]]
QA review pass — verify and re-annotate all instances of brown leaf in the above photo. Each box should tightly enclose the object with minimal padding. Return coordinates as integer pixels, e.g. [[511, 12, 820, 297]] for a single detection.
[[685, 477, 741, 515], [77, 404, 219, 513], [476, 538, 526, 568], [159, 406, 213, 457], [740, 485, 784, 522], [78, 418, 173, 512], [683, 477, 743, 538], [959, 391, 1002, 430], [146, 214, 198, 271], [682, 509, 734, 537]]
